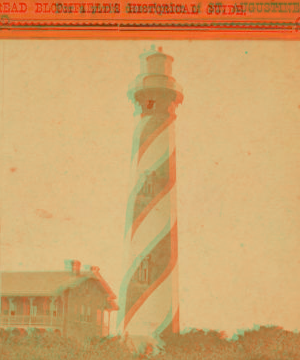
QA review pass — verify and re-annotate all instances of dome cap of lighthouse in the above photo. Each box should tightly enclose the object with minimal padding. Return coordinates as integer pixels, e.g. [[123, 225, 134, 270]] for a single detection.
[[139, 45, 173, 76]]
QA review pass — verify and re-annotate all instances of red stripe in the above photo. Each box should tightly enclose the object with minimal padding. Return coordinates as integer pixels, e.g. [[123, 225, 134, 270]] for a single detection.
[[124, 221, 178, 330], [131, 150, 176, 241], [137, 115, 175, 165]]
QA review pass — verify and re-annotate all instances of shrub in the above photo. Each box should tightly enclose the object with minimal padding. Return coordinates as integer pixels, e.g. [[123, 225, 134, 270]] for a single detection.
[[0, 326, 300, 359]]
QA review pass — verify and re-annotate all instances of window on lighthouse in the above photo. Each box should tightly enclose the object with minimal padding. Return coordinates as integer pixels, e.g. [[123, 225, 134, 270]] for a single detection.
[[143, 181, 152, 196], [138, 257, 150, 284], [147, 100, 156, 110]]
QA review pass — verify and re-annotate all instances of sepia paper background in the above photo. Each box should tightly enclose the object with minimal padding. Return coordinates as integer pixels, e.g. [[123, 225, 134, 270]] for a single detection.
[[1, 40, 300, 337]]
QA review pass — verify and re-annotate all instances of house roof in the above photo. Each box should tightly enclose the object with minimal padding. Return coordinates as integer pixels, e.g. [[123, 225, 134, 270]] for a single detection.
[[0, 271, 118, 310]]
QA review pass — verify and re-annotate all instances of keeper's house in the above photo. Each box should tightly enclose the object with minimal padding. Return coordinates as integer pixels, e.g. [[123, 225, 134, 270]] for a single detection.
[[0, 260, 118, 341]]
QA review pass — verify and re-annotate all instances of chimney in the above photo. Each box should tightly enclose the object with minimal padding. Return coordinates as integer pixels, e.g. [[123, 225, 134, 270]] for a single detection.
[[64, 259, 81, 276], [83, 265, 100, 276], [91, 266, 100, 275]]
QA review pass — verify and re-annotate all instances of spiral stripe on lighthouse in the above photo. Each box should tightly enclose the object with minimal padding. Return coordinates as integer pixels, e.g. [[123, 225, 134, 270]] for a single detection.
[[118, 48, 182, 344], [130, 115, 176, 182], [137, 121, 176, 177], [119, 210, 179, 335], [152, 264, 180, 337], [117, 215, 178, 332], [123, 148, 171, 239], [117, 217, 172, 331], [126, 271, 173, 336], [130, 150, 176, 240], [122, 147, 172, 277], [137, 115, 176, 165], [131, 115, 153, 163], [118, 146, 177, 328], [124, 220, 178, 331], [121, 115, 177, 333], [131, 187, 176, 257], [119, 128, 178, 333]]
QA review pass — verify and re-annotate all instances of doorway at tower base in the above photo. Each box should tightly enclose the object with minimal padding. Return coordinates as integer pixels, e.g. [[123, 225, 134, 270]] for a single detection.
[[121, 319, 179, 356], [122, 334, 166, 356]]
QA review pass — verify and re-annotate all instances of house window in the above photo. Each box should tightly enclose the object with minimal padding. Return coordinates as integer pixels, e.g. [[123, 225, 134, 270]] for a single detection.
[[2, 298, 8, 315], [80, 305, 85, 322], [87, 306, 91, 322], [74, 304, 80, 321], [97, 309, 102, 325]]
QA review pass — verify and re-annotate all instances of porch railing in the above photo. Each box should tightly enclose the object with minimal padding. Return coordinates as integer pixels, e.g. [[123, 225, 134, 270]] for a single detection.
[[0, 315, 63, 327]]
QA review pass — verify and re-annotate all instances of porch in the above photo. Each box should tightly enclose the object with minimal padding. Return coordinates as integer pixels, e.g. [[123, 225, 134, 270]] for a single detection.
[[0, 295, 65, 332]]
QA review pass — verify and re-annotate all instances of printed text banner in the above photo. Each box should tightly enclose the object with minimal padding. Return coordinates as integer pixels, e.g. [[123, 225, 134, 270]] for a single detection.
[[0, 0, 299, 39]]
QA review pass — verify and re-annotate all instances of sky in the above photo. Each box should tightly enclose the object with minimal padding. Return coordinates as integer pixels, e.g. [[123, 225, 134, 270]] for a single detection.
[[0, 40, 300, 336]]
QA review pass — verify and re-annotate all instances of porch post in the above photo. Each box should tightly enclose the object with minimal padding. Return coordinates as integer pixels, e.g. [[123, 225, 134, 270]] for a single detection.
[[61, 295, 65, 332], [100, 309, 104, 337], [62, 290, 69, 338], [62, 295, 64, 318], [8, 298, 13, 325], [23, 297, 27, 324], [42, 297, 49, 325], [23, 298, 26, 315], [43, 297, 46, 316], [107, 311, 110, 336], [50, 297, 55, 326], [29, 297, 35, 325]]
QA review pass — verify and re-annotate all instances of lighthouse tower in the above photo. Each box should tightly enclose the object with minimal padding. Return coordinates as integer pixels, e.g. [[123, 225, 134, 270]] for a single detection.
[[117, 46, 183, 349]]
